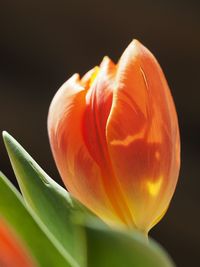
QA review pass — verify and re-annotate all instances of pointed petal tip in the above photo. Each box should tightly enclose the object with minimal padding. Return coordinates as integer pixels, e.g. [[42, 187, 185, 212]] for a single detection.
[[125, 39, 145, 55], [99, 56, 116, 77], [123, 39, 151, 58], [81, 66, 99, 86], [100, 55, 114, 67], [60, 73, 82, 88], [131, 38, 140, 45], [117, 38, 154, 72], [64, 73, 81, 85], [131, 39, 145, 47]]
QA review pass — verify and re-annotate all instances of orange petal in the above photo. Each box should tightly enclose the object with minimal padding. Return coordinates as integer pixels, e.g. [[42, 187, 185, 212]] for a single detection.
[[82, 57, 115, 168], [81, 57, 134, 226], [48, 71, 124, 226], [106, 40, 180, 232], [0, 219, 35, 267]]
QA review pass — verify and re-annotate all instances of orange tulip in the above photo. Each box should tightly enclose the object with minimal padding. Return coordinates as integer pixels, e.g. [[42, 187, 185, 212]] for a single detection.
[[48, 40, 180, 233], [0, 219, 35, 267]]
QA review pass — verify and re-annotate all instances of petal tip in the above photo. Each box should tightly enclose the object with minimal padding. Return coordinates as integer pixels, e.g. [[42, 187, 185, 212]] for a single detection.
[[100, 55, 114, 68], [125, 39, 145, 55]]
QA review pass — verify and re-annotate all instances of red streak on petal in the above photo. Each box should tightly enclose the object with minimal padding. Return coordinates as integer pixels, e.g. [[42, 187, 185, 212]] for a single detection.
[[82, 57, 135, 227], [48, 73, 123, 226]]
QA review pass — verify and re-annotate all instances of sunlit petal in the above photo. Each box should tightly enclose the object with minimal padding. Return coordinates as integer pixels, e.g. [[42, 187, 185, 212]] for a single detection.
[[106, 40, 180, 231], [48, 39, 180, 233], [48, 71, 124, 226]]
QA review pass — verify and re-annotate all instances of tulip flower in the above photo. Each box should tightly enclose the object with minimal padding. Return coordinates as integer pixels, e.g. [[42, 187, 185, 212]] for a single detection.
[[48, 39, 180, 233], [0, 219, 35, 267]]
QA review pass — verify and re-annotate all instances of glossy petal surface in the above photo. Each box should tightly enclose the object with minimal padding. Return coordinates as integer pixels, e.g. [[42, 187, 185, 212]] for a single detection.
[[48, 40, 180, 232], [106, 40, 180, 231], [48, 70, 123, 226]]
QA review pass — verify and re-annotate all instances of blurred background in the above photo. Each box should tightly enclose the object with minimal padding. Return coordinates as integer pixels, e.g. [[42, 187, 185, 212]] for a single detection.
[[0, 1, 199, 266]]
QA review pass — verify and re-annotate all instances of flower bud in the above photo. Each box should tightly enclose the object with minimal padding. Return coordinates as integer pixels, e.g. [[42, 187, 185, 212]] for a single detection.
[[48, 40, 180, 233]]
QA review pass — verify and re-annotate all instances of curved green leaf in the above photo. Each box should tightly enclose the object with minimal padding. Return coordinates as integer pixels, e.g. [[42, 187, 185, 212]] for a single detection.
[[2, 131, 175, 267], [83, 221, 175, 267], [0, 171, 74, 267], [3, 131, 87, 267]]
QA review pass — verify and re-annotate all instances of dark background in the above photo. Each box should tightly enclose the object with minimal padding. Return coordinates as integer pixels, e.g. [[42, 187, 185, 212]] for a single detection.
[[0, 1, 199, 266]]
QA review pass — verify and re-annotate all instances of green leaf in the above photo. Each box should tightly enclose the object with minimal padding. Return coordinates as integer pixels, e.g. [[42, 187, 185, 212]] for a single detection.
[[83, 221, 175, 267], [3, 131, 86, 267], [2, 132, 175, 267], [0, 171, 75, 267]]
